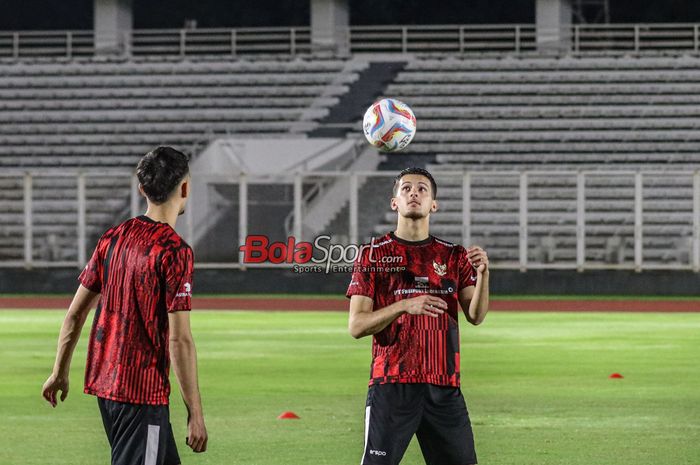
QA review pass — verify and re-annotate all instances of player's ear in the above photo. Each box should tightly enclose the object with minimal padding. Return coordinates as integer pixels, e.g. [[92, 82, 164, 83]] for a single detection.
[[431, 199, 438, 212], [137, 183, 147, 198], [180, 178, 190, 199], [390, 197, 398, 211]]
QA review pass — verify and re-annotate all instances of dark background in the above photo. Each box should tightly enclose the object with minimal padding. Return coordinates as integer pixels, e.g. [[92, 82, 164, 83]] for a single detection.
[[2, 0, 700, 30]]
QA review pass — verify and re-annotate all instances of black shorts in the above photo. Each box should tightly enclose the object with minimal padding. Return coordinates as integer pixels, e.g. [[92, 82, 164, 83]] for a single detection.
[[361, 383, 477, 465], [98, 397, 181, 465]]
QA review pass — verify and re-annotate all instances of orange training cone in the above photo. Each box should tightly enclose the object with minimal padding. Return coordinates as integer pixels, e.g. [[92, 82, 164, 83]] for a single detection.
[[609, 373, 624, 379], [278, 411, 300, 419]]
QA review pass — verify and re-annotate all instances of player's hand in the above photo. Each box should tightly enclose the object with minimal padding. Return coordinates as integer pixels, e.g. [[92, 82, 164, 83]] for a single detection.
[[186, 414, 208, 453], [42, 373, 69, 408], [403, 295, 447, 318], [467, 246, 489, 274]]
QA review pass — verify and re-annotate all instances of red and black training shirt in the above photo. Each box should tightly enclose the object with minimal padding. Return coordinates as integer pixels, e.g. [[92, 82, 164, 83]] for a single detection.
[[79, 215, 193, 405], [347, 232, 476, 388]]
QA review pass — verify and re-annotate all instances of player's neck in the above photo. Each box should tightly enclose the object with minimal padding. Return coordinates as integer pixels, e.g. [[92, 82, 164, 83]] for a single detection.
[[394, 217, 430, 242], [144, 204, 180, 229]]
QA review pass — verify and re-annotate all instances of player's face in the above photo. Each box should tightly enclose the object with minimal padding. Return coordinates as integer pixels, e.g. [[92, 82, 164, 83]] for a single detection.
[[391, 174, 437, 219]]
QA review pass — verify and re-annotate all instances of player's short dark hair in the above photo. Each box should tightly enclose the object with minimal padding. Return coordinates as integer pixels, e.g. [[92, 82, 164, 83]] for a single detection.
[[136, 146, 190, 204], [393, 167, 437, 199]]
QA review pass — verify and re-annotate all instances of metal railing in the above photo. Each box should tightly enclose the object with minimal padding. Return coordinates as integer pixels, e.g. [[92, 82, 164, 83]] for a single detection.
[[572, 23, 700, 53], [1, 169, 698, 272], [0, 30, 95, 59], [349, 24, 536, 54], [5, 23, 700, 59]]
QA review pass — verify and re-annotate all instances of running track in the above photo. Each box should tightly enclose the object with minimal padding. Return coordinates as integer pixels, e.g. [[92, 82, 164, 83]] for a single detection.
[[0, 296, 698, 312]]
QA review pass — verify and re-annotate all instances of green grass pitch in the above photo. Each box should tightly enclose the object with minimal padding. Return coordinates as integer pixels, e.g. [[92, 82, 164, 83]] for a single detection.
[[1, 309, 698, 465]]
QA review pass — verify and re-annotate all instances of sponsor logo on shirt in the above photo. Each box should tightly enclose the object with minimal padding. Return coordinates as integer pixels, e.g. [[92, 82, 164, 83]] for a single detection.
[[370, 450, 387, 456], [434, 237, 455, 247], [394, 288, 452, 296], [175, 282, 192, 298], [414, 276, 430, 289]]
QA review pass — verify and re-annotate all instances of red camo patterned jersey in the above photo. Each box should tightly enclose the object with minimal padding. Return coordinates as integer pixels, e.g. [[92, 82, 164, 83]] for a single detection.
[[79, 215, 193, 405], [346, 232, 476, 387]]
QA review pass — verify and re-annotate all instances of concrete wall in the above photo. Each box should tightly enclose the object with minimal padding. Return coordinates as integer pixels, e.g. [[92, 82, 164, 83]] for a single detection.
[[94, 0, 132, 53], [311, 0, 349, 55], [536, 0, 572, 53]]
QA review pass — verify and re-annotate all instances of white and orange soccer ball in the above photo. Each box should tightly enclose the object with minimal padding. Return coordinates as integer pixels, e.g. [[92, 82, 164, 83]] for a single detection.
[[362, 98, 417, 152]]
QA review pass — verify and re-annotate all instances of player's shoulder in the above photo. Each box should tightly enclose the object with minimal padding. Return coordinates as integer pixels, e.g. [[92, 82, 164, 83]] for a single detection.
[[125, 216, 192, 257], [356, 233, 393, 250], [105, 217, 142, 239], [432, 235, 464, 251], [158, 238, 193, 273], [162, 231, 192, 255], [96, 223, 120, 244], [353, 233, 392, 263], [131, 216, 190, 249], [370, 232, 394, 248], [432, 236, 469, 258]]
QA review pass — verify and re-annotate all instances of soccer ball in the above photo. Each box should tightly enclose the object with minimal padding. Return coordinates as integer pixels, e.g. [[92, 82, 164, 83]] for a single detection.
[[362, 98, 417, 152]]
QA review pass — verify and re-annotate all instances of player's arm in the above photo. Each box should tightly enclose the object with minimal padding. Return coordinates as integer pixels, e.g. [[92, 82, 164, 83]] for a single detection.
[[458, 246, 490, 326], [42, 284, 100, 407], [169, 311, 208, 453], [348, 294, 448, 339]]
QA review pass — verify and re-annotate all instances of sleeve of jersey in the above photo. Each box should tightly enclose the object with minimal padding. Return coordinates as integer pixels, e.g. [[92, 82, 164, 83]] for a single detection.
[[457, 246, 477, 290], [345, 247, 375, 299], [78, 243, 102, 293], [165, 246, 194, 312]]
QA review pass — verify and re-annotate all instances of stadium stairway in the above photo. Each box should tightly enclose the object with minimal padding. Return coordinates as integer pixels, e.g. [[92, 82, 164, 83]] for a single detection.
[[309, 60, 406, 138]]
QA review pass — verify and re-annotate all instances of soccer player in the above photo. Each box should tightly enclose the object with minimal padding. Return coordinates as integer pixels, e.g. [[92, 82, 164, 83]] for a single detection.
[[42, 146, 208, 465], [347, 167, 489, 465]]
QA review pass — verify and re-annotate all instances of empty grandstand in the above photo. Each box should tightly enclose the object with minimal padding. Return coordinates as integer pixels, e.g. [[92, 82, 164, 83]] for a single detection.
[[373, 56, 700, 267], [0, 58, 364, 263], [0, 0, 699, 282]]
